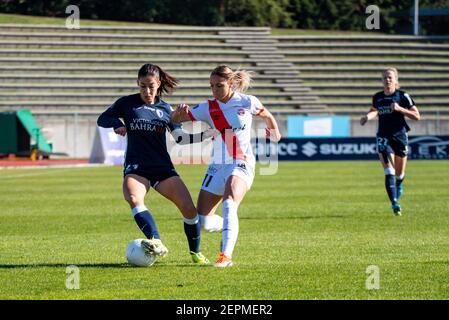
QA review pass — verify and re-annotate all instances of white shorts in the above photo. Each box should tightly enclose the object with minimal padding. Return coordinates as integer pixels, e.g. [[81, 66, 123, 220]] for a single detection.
[[201, 160, 255, 196]]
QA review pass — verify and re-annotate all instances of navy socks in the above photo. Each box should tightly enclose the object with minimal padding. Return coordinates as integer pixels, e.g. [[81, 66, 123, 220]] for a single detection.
[[184, 216, 201, 253], [132, 206, 160, 240]]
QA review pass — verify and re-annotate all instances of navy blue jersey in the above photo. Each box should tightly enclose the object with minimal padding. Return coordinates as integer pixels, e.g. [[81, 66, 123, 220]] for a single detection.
[[97, 93, 181, 167], [372, 90, 415, 136]]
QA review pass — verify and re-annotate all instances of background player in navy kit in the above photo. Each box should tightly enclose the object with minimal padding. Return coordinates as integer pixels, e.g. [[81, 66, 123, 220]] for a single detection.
[[360, 67, 421, 215], [97, 63, 211, 264]]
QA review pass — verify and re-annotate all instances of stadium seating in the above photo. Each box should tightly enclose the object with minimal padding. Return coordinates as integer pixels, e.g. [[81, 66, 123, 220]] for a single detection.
[[0, 24, 448, 117], [273, 35, 449, 116], [0, 24, 326, 116]]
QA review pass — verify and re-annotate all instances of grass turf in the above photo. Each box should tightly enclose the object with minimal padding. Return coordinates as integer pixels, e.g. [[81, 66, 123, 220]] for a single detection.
[[0, 161, 448, 299]]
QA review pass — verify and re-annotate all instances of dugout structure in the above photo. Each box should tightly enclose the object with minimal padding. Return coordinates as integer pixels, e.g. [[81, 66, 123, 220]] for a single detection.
[[0, 109, 52, 158]]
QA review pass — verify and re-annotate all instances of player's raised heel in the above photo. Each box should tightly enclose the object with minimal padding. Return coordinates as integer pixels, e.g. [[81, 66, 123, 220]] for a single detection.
[[214, 252, 233, 268], [190, 251, 209, 264], [141, 238, 168, 257], [392, 203, 402, 216]]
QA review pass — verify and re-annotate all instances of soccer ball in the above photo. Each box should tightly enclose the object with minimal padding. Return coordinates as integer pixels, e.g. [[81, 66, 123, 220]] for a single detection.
[[126, 239, 157, 267]]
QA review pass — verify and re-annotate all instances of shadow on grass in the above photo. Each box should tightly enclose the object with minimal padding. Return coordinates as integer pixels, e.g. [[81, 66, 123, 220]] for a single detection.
[[0, 263, 132, 269], [240, 215, 346, 220], [0, 262, 210, 269]]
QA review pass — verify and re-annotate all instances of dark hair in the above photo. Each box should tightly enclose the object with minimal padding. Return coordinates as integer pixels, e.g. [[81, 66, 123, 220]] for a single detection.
[[138, 63, 179, 96]]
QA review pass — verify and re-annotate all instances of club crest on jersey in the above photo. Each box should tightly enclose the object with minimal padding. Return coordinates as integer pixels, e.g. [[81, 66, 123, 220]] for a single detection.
[[135, 105, 164, 118], [237, 108, 246, 116]]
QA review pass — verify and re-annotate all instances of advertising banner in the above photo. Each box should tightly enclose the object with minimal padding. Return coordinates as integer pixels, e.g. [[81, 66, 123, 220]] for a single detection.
[[254, 136, 449, 161]]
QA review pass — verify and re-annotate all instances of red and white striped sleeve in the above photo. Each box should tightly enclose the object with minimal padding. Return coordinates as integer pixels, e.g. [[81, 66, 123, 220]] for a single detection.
[[248, 95, 265, 115]]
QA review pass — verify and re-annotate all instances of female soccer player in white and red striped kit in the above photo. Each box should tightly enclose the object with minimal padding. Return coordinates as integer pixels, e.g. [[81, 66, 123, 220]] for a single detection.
[[172, 65, 282, 267]]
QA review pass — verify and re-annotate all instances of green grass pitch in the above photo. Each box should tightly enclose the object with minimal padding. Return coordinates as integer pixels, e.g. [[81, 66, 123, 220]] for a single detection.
[[1, 161, 448, 299]]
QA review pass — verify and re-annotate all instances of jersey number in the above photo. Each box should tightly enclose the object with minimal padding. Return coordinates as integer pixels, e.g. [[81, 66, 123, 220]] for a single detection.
[[376, 137, 389, 152]]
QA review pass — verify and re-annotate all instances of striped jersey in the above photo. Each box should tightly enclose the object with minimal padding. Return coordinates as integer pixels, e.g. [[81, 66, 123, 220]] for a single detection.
[[187, 92, 264, 166]]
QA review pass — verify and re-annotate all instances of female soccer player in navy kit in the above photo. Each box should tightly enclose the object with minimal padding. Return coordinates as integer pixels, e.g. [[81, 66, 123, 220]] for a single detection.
[[172, 65, 282, 267], [97, 63, 211, 264], [360, 67, 421, 216]]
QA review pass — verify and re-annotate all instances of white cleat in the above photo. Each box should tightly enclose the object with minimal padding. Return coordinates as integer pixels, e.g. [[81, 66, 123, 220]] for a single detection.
[[214, 252, 234, 268], [141, 238, 168, 257]]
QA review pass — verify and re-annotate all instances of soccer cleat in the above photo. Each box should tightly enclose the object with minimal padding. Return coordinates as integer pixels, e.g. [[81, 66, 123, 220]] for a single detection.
[[214, 252, 233, 268], [190, 251, 209, 265], [141, 238, 168, 257], [392, 203, 402, 216]]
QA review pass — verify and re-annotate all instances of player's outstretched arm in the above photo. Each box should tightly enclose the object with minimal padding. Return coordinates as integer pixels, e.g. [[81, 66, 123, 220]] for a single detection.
[[171, 128, 218, 145], [257, 108, 282, 142], [171, 104, 192, 123]]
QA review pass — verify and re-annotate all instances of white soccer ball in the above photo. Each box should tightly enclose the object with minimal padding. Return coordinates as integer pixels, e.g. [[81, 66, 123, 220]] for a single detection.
[[126, 239, 157, 267]]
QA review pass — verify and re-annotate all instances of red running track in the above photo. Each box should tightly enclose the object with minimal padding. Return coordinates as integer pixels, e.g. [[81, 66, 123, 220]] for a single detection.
[[0, 159, 89, 167]]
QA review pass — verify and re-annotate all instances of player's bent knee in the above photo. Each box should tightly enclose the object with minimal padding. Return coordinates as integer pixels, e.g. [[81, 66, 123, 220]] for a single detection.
[[178, 201, 197, 218], [124, 194, 143, 208]]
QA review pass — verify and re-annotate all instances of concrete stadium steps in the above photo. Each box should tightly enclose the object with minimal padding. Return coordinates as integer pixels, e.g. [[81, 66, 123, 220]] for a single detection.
[[0, 74, 304, 83], [276, 42, 449, 51], [300, 75, 449, 81], [0, 24, 271, 37], [0, 48, 256, 58], [0, 23, 322, 113], [0, 91, 315, 101], [282, 51, 449, 58], [0, 100, 320, 112], [0, 40, 277, 50], [270, 35, 449, 115], [0, 57, 261, 66], [286, 58, 449, 66], [272, 35, 449, 43], [0, 65, 300, 74], [0, 32, 271, 42], [3, 25, 448, 116], [325, 107, 448, 117], [310, 91, 449, 99], [0, 83, 309, 92], [294, 66, 449, 74]]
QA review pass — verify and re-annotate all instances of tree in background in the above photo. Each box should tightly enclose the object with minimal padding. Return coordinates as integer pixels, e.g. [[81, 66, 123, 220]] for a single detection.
[[223, 0, 294, 27], [0, 0, 448, 34]]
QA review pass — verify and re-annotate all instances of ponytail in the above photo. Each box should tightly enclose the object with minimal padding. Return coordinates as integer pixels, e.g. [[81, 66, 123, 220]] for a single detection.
[[232, 70, 253, 92], [211, 65, 253, 93], [138, 63, 179, 96]]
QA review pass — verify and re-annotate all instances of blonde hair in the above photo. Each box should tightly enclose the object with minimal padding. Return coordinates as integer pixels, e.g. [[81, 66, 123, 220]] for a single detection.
[[210, 65, 253, 92], [383, 67, 400, 89]]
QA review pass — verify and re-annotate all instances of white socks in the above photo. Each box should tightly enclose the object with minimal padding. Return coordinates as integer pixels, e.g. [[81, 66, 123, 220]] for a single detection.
[[199, 214, 223, 232], [131, 205, 148, 217], [221, 199, 239, 258]]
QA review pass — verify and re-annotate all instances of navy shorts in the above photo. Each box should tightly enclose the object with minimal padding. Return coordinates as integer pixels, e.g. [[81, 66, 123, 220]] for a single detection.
[[376, 132, 408, 158], [123, 164, 179, 188]]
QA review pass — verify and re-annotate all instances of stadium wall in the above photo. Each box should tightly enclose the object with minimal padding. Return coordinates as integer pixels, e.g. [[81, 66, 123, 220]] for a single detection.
[[33, 114, 449, 159]]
